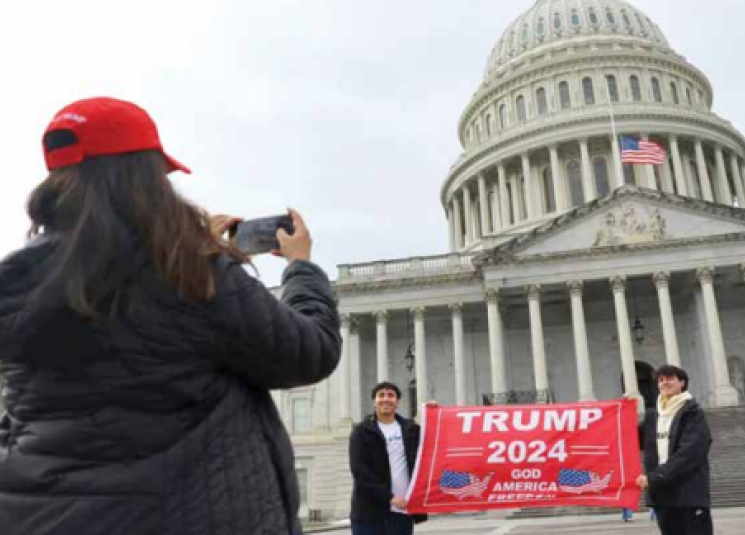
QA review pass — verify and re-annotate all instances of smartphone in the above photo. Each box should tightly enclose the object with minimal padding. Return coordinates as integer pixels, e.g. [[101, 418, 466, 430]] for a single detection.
[[229, 215, 295, 255]]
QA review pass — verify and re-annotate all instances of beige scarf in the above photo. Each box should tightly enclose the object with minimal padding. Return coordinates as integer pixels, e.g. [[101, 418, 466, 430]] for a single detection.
[[656, 392, 692, 464]]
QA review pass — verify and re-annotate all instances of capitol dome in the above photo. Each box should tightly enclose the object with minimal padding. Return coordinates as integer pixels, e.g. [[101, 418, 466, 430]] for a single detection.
[[441, 0, 745, 254], [485, 0, 669, 80]]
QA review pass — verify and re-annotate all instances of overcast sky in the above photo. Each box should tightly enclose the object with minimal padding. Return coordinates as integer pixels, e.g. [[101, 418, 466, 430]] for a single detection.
[[1, 0, 743, 286]]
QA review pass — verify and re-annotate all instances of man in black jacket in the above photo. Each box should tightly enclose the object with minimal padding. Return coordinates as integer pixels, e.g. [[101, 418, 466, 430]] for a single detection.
[[349, 382, 426, 535], [636, 365, 713, 535]]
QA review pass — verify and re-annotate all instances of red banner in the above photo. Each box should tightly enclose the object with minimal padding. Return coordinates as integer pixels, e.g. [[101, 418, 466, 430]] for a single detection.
[[405, 399, 642, 514]]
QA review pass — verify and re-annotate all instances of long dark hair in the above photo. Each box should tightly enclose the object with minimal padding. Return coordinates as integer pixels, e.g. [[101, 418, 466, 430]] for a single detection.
[[26, 150, 245, 317]]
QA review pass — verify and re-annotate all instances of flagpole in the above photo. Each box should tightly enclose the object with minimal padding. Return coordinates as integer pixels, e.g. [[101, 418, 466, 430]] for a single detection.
[[606, 80, 624, 189]]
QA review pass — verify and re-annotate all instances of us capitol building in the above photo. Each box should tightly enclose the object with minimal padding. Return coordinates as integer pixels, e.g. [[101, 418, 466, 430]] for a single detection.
[[274, 0, 745, 520]]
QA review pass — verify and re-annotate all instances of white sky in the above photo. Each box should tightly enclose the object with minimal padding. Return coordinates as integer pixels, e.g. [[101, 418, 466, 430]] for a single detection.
[[1, 0, 743, 286]]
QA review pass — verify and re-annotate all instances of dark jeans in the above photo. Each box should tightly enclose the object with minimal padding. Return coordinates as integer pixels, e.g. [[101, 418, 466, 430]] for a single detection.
[[655, 507, 713, 535], [352, 512, 414, 535]]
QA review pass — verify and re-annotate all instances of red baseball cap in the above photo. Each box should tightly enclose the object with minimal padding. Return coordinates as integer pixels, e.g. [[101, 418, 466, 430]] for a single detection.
[[42, 97, 191, 174]]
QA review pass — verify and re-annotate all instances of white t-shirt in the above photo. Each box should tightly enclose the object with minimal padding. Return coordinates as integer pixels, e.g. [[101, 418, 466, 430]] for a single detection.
[[377, 420, 410, 513]]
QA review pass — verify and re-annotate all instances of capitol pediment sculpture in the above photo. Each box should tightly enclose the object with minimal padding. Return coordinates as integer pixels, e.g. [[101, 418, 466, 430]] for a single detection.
[[593, 204, 669, 247]]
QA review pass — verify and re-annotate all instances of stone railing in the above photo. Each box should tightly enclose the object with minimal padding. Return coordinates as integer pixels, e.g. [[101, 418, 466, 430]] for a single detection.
[[337, 252, 478, 281], [483, 389, 554, 406]]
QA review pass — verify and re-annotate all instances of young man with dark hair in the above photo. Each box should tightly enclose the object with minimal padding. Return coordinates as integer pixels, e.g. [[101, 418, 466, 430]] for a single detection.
[[636, 365, 714, 535], [348, 382, 427, 534]]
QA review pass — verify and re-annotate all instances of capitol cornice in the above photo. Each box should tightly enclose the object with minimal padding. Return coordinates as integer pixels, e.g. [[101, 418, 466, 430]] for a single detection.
[[333, 272, 480, 296], [442, 107, 745, 204]]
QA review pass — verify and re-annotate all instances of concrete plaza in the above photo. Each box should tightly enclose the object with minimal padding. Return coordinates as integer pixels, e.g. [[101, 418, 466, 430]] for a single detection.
[[311, 507, 744, 534]]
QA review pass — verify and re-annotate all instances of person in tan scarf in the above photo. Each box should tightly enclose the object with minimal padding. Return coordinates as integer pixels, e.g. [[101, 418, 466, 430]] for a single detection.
[[636, 365, 713, 535]]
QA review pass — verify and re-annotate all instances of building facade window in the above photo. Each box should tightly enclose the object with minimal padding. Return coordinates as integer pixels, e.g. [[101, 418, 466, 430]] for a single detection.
[[593, 157, 611, 197], [588, 7, 599, 26], [630, 75, 642, 101], [606, 75, 619, 102], [583, 77, 595, 105], [571, 8, 581, 28], [499, 104, 507, 129], [621, 10, 633, 32], [567, 160, 584, 207], [516, 95, 527, 123], [292, 398, 311, 434], [537, 17, 546, 38], [559, 81, 571, 109], [606, 7, 616, 25], [522, 23, 530, 45], [542, 168, 556, 213], [670, 82, 680, 104], [652, 77, 663, 102], [485, 114, 492, 136], [475, 123, 481, 142], [686, 86, 693, 106], [554, 12, 563, 33], [536, 87, 548, 115]]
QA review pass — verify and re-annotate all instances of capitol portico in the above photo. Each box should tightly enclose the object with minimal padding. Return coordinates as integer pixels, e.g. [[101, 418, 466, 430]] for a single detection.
[[276, 0, 745, 520]]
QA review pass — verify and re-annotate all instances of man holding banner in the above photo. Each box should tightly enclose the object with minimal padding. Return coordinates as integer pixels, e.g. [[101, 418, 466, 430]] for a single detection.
[[636, 365, 714, 535], [349, 382, 427, 534], [405, 398, 642, 515]]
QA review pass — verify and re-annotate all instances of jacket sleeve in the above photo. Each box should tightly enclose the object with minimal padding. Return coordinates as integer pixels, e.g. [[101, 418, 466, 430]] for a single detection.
[[648, 408, 711, 492], [349, 425, 393, 505], [208, 256, 341, 390]]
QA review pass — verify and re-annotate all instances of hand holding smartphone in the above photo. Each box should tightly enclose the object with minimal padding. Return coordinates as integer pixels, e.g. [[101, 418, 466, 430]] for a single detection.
[[230, 214, 295, 255]]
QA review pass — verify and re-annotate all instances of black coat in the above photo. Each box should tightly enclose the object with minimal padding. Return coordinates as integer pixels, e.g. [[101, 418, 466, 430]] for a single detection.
[[640, 399, 712, 509], [349, 414, 426, 524], [0, 236, 341, 535]]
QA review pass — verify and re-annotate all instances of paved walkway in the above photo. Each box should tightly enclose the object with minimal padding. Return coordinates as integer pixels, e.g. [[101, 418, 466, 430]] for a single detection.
[[311, 507, 744, 534]]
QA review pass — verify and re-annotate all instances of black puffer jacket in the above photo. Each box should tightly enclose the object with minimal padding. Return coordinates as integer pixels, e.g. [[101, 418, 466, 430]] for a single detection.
[[0, 236, 341, 535], [641, 398, 712, 509]]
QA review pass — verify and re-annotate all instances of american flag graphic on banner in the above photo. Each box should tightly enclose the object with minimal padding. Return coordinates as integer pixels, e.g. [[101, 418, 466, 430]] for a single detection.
[[439, 471, 492, 500], [557, 468, 612, 494], [620, 136, 667, 165]]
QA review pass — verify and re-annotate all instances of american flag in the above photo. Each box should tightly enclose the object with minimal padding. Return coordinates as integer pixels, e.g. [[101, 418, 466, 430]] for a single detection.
[[621, 136, 667, 165], [557, 468, 612, 494], [439, 471, 492, 500]]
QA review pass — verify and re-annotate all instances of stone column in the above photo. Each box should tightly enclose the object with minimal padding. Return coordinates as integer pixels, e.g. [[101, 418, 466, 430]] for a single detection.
[[510, 176, 522, 223], [579, 138, 597, 202], [611, 134, 625, 189], [453, 194, 463, 250], [695, 139, 715, 202], [641, 134, 658, 190], [350, 319, 362, 422], [339, 315, 352, 423], [549, 144, 569, 212], [486, 290, 508, 396], [661, 156, 674, 194], [412, 307, 428, 411], [451, 304, 466, 406], [375, 311, 389, 382], [490, 183, 502, 232], [478, 173, 490, 236], [697, 269, 739, 407], [670, 136, 688, 196], [568, 281, 596, 401], [653, 272, 681, 367], [526, 285, 550, 401], [498, 163, 511, 227], [715, 146, 734, 206], [463, 183, 474, 245], [447, 204, 456, 252], [522, 153, 536, 220], [610, 276, 643, 411], [730, 154, 745, 207]]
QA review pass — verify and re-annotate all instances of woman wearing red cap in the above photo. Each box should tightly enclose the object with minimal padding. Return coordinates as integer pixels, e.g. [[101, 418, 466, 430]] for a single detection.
[[0, 98, 341, 535]]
